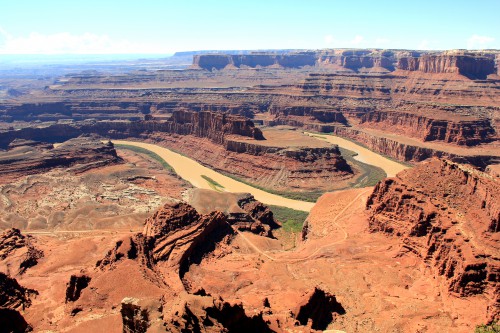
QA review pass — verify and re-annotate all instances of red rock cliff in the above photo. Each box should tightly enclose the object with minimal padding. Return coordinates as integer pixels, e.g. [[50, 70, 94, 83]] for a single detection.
[[166, 110, 264, 144], [359, 110, 495, 146], [367, 159, 500, 322], [397, 54, 495, 79]]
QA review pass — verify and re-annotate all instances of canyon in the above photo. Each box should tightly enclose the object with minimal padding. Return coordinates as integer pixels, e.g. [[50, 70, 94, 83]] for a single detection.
[[0, 48, 498, 332]]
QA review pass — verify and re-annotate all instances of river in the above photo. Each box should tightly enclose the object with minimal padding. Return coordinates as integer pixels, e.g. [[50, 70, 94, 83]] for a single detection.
[[304, 132, 408, 177], [113, 136, 408, 212]]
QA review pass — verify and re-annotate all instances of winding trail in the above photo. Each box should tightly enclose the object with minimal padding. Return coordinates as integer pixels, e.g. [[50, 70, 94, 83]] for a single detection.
[[113, 140, 315, 212], [234, 189, 371, 262]]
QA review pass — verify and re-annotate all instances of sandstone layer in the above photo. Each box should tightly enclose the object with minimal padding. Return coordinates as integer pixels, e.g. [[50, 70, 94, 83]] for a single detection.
[[0, 136, 122, 182], [193, 49, 499, 80], [0, 117, 355, 193], [367, 158, 500, 322]]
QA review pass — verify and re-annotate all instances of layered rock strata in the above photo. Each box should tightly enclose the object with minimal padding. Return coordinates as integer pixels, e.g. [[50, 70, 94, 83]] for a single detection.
[[0, 118, 354, 192], [359, 110, 495, 146], [91, 202, 309, 332], [187, 189, 279, 237], [367, 158, 500, 322], [193, 49, 500, 79], [0, 110, 263, 149], [0, 136, 122, 180], [0, 228, 43, 275]]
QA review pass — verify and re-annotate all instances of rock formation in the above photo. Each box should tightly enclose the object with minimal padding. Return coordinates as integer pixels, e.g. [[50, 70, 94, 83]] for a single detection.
[[293, 287, 345, 330], [165, 293, 273, 333], [0, 136, 122, 181], [187, 189, 280, 237], [0, 110, 263, 149], [359, 110, 495, 146], [142, 202, 233, 285], [397, 53, 496, 79], [0, 229, 43, 275], [367, 158, 500, 322], [0, 273, 36, 310], [65, 275, 91, 303], [121, 297, 164, 333], [0, 273, 36, 332], [192, 49, 499, 79]]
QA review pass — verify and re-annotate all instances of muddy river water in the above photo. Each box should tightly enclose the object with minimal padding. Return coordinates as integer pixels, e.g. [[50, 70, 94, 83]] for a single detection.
[[304, 132, 408, 177], [113, 136, 408, 212]]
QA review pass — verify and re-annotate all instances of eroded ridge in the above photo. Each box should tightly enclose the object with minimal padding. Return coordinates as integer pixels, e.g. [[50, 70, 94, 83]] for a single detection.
[[367, 158, 500, 322]]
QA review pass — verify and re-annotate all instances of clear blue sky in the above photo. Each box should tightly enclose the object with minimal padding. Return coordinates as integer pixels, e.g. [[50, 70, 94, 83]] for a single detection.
[[0, 0, 499, 54]]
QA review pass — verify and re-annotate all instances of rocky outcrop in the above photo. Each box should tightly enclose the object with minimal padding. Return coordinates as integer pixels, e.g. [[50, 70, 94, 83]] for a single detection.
[[96, 234, 154, 272], [166, 293, 274, 333], [397, 54, 496, 79], [187, 190, 279, 237], [359, 110, 495, 146], [65, 275, 91, 303], [293, 287, 345, 330], [269, 105, 348, 125], [166, 110, 264, 144], [95, 202, 278, 332], [0, 136, 122, 180], [0, 229, 43, 275], [96, 201, 234, 291], [0, 273, 36, 332], [0, 273, 36, 310], [143, 202, 232, 280], [236, 194, 280, 236], [0, 308, 32, 333], [121, 297, 164, 333], [121, 298, 150, 333], [367, 158, 500, 321]]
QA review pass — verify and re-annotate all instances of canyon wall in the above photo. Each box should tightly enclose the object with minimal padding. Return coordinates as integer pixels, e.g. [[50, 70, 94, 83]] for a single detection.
[[0, 101, 152, 122], [0, 110, 263, 148], [0, 115, 354, 192], [269, 105, 348, 124], [397, 54, 496, 79], [192, 52, 317, 70], [192, 50, 500, 78], [327, 125, 498, 168], [298, 72, 500, 106], [359, 110, 495, 146], [366, 158, 500, 321]]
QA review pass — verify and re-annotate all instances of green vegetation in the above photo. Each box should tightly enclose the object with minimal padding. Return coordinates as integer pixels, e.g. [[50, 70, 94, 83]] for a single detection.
[[476, 322, 500, 333], [201, 175, 225, 191], [269, 205, 309, 233], [115, 144, 175, 173], [338, 147, 387, 187]]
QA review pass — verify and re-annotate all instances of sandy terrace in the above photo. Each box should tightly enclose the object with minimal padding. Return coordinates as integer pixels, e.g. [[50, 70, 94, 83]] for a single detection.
[[231, 126, 333, 148]]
